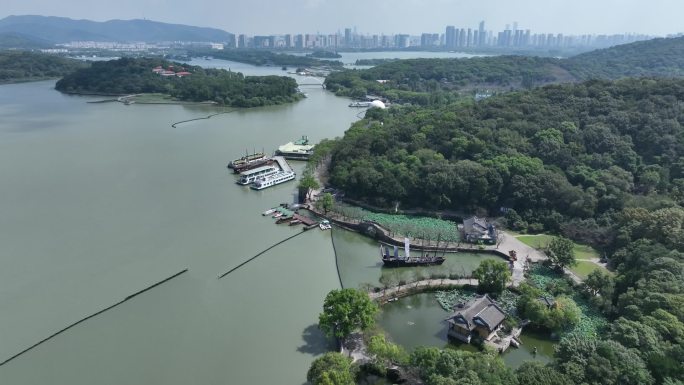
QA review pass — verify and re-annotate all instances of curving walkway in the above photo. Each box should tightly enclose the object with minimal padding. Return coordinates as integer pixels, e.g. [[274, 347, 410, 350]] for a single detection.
[[369, 278, 479, 303]]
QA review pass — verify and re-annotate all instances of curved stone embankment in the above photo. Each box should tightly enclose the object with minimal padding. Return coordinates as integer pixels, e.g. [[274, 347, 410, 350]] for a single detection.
[[369, 278, 479, 304]]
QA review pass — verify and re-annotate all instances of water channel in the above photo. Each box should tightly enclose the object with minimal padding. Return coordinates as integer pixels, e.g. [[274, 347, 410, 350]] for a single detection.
[[0, 54, 549, 384]]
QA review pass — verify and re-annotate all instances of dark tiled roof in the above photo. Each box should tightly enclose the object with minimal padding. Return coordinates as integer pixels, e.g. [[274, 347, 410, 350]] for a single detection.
[[446, 294, 506, 332], [463, 216, 489, 234]]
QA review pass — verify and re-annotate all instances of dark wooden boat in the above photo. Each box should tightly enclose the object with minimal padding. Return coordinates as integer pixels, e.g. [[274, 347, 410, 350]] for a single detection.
[[380, 241, 446, 267], [231, 158, 275, 174]]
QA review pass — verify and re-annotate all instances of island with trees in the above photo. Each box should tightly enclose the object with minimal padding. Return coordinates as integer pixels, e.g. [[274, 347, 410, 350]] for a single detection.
[[0, 51, 87, 84], [55, 57, 304, 107], [190, 49, 343, 68]]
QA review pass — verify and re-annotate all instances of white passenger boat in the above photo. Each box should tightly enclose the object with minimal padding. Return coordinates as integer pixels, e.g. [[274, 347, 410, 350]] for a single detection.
[[251, 171, 296, 190], [237, 165, 279, 185], [262, 208, 277, 216]]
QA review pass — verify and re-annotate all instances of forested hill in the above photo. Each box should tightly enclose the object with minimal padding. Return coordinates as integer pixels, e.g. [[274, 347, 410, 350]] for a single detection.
[[0, 15, 234, 43], [564, 36, 684, 79], [325, 36, 684, 105], [55, 57, 302, 107], [0, 51, 87, 83], [327, 78, 684, 246]]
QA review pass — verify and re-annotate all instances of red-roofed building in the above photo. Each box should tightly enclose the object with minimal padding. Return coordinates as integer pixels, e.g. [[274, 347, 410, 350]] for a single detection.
[[176, 71, 191, 77]]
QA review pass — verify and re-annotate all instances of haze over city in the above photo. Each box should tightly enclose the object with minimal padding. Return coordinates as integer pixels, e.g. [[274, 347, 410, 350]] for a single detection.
[[2, 0, 683, 36]]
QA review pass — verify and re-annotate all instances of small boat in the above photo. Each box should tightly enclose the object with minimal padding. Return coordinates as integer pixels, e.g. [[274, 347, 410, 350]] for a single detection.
[[272, 212, 283, 218], [289, 219, 301, 226], [319, 220, 332, 230], [262, 208, 276, 216]]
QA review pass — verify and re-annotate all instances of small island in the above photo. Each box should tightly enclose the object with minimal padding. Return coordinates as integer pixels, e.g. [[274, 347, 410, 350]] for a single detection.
[[0, 51, 87, 84], [55, 57, 304, 107], [307, 50, 342, 59]]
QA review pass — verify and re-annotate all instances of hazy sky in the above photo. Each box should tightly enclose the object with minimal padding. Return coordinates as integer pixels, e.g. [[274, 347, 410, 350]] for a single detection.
[[2, 0, 682, 36]]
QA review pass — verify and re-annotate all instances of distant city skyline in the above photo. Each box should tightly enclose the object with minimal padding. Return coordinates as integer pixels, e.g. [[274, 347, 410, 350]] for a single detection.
[[2, 0, 683, 37]]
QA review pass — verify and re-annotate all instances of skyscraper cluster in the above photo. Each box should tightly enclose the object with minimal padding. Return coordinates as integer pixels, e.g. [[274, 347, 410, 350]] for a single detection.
[[233, 21, 656, 50]]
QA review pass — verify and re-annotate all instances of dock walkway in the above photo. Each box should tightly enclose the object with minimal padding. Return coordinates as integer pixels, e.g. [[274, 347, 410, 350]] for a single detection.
[[272, 156, 293, 173]]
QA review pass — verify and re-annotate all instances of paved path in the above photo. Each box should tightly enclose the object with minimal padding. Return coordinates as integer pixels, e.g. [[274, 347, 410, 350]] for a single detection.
[[494, 233, 547, 286]]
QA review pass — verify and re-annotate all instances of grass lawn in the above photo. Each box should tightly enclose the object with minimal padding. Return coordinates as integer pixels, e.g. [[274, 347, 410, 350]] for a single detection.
[[516, 234, 601, 260], [570, 260, 607, 279], [516, 234, 555, 249]]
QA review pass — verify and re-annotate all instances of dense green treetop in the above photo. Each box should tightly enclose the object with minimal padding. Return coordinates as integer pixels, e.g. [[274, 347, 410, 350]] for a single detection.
[[307, 352, 356, 385], [318, 288, 378, 342], [54, 57, 302, 107], [326, 78, 684, 242], [0, 50, 87, 83], [473, 259, 511, 295]]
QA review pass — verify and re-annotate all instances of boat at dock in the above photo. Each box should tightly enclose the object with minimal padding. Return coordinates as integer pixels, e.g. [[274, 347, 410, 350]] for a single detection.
[[227, 151, 268, 169], [319, 220, 332, 230], [349, 101, 372, 107], [262, 208, 277, 216], [251, 171, 296, 190], [275, 136, 315, 161], [237, 165, 279, 185], [232, 158, 275, 174], [381, 238, 446, 267]]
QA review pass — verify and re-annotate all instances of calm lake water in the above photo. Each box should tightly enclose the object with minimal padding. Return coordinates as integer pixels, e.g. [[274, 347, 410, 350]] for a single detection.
[[0, 67, 357, 384], [0, 56, 542, 384]]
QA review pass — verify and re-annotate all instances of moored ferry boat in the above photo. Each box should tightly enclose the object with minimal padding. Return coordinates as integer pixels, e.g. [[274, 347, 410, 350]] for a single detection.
[[349, 101, 372, 107], [227, 151, 268, 169], [232, 158, 274, 174], [251, 171, 296, 190], [237, 165, 279, 185], [380, 238, 446, 267]]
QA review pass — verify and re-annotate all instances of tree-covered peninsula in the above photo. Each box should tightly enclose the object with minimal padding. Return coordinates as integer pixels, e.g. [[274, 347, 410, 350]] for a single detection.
[[325, 35, 684, 105], [314, 77, 684, 385], [55, 57, 303, 107], [0, 50, 87, 84], [326, 78, 684, 247]]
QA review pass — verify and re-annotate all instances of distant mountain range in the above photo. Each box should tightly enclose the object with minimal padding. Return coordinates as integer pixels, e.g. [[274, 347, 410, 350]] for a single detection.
[[0, 15, 234, 44]]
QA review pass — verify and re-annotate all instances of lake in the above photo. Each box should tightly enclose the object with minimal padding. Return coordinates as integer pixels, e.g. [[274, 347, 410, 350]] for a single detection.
[[0, 67, 356, 384]]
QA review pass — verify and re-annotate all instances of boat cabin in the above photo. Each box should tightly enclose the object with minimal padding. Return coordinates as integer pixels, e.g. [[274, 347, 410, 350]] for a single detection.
[[446, 294, 506, 343]]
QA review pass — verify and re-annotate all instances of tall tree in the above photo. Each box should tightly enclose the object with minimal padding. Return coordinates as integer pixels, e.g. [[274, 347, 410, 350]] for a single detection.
[[318, 288, 378, 343], [473, 259, 511, 295], [316, 192, 335, 215], [547, 236, 576, 270]]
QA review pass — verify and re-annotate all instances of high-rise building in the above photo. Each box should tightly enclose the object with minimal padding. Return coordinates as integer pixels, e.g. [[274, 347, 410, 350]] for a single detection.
[[284, 34, 292, 48], [344, 28, 352, 47], [459, 28, 466, 47], [445, 25, 456, 48], [478, 21, 486, 46], [238, 34, 247, 48], [467, 28, 473, 47]]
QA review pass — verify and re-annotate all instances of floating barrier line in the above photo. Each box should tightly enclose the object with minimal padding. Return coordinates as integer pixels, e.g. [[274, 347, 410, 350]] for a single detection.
[[171, 110, 235, 128], [218, 231, 307, 279], [0, 268, 188, 367], [330, 227, 344, 289]]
